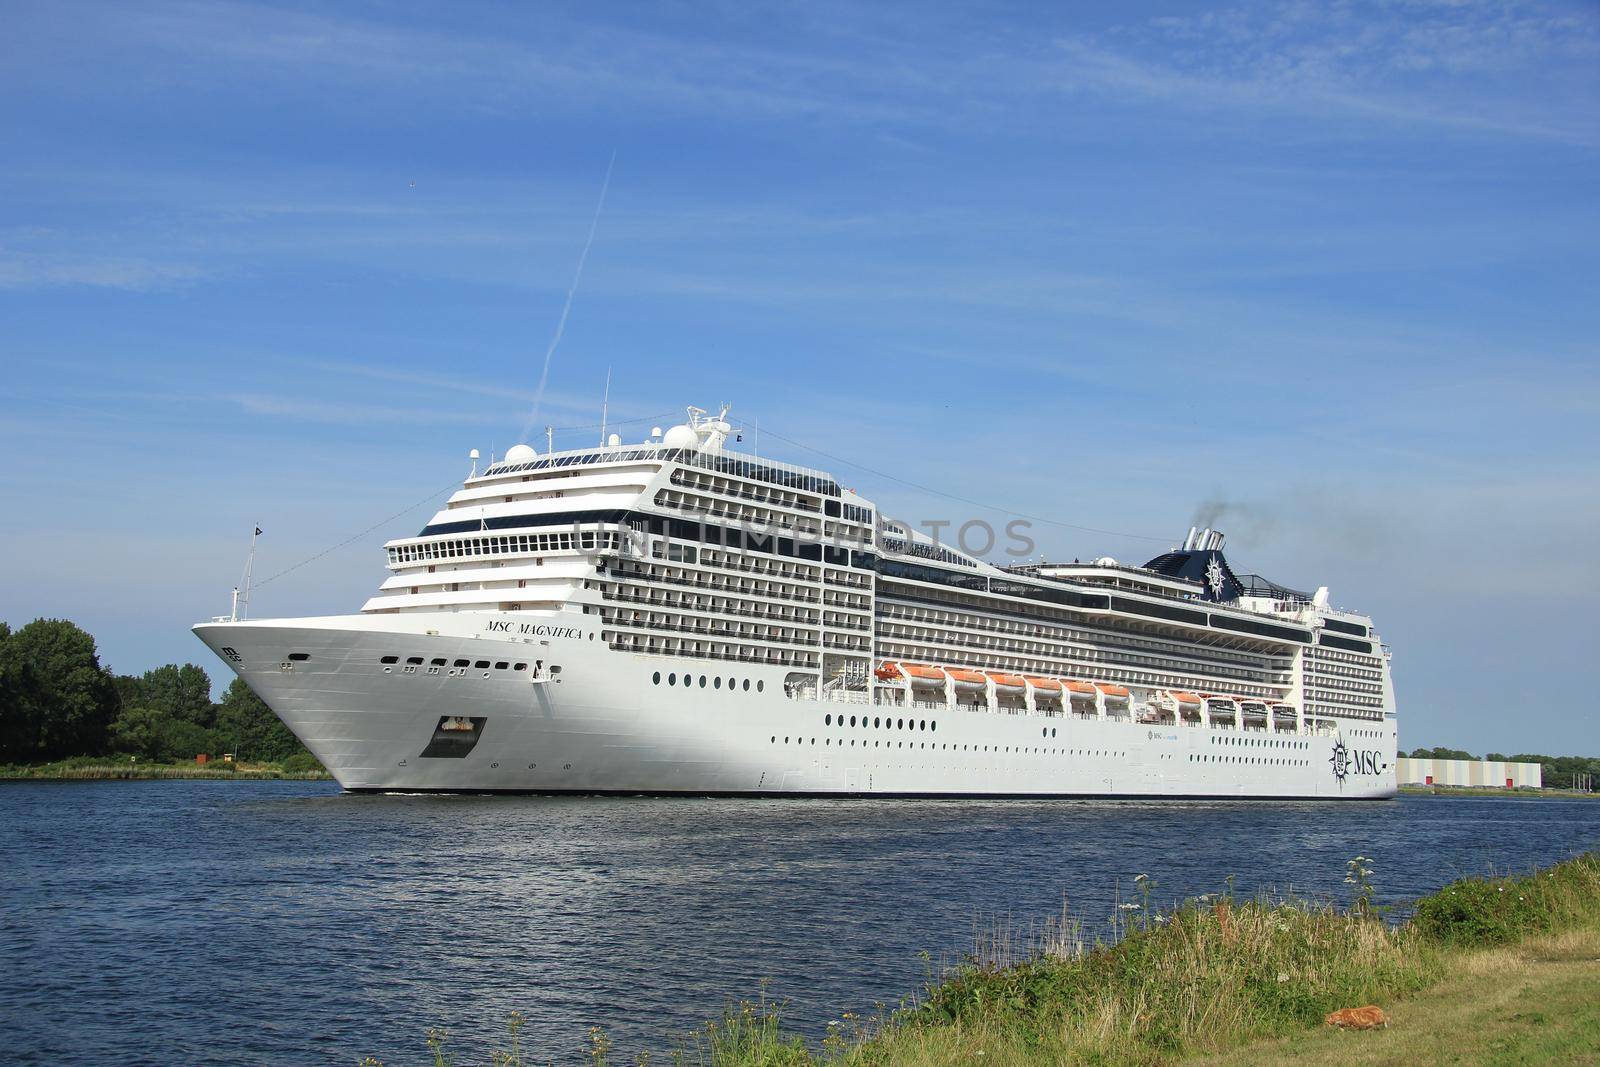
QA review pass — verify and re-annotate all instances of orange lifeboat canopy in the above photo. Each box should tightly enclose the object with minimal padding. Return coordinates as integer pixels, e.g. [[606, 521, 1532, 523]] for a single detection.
[[1095, 683, 1130, 699], [898, 663, 947, 686], [945, 668, 986, 689], [1024, 676, 1063, 692], [1169, 691, 1203, 705], [1064, 680, 1097, 698], [874, 662, 903, 682], [987, 672, 1026, 690]]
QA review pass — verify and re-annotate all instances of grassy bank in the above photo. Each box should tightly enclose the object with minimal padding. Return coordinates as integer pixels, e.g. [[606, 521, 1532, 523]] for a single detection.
[[407, 852, 1600, 1066], [0, 756, 330, 780], [1399, 785, 1598, 800]]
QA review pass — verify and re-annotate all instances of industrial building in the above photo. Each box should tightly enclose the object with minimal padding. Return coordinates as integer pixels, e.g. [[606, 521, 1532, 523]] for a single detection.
[[1397, 757, 1542, 789]]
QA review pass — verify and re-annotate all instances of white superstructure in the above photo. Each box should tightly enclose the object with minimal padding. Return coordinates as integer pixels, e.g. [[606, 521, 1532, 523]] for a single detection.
[[194, 406, 1398, 798]]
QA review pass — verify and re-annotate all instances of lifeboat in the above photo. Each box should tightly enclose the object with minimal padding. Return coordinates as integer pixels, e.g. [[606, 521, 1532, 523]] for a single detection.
[[1166, 691, 1204, 718], [1063, 680, 1098, 703], [944, 667, 987, 692], [1271, 703, 1298, 719], [1024, 676, 1063, 694], [883, 662, 940, 687], [1094, 682, 1130, 702], [1239, 700, 1269, 719], [986, 672, 1027, 694]]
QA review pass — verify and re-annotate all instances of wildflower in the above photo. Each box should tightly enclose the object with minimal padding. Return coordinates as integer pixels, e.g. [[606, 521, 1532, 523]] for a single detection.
[[1277, 973, 1290, 983], [1119, 902, 1141, 911]]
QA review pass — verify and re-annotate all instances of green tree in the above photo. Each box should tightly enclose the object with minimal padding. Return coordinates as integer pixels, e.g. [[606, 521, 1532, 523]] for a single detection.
[[214, 677, 306, 762], [156, 718, 220, 762], [1408, 746, 1477, 761], [139, 663, 215, 726], [0, 619, 121, 762], [109, 705, 169, 761]]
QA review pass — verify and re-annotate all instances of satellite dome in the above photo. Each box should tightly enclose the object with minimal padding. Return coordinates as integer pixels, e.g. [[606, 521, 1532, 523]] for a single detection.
[[661, 424, 698, 449], [503, 443, 537, 464], [1093, 556, 1119, 567]]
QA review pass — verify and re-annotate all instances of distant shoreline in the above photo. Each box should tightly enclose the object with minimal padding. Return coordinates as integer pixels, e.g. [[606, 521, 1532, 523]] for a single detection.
[[0, 762, 332, 782], [1399, 784, 1597, 800]]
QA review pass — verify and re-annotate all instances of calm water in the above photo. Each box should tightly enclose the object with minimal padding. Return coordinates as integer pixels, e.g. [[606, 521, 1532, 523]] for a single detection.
[[3, 783, 1598, 1065]]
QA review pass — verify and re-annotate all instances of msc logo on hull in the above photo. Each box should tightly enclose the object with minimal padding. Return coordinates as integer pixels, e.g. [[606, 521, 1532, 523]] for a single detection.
[[1331, 742, 1387, 783]]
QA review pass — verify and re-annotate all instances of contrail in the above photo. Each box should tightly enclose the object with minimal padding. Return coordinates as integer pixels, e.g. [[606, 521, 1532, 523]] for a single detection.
[[520, 150, 617, 444]]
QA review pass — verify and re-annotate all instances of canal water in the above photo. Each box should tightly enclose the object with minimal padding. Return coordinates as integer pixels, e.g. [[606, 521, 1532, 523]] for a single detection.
[[4, 783, 1598, 1064]]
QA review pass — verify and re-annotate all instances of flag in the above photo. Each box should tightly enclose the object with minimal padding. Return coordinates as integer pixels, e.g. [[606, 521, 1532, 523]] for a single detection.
[[254, 526, 263, 536]]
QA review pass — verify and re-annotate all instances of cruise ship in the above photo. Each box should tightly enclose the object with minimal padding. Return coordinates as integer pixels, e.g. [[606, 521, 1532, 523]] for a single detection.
[[194, 406, 1398, 799]]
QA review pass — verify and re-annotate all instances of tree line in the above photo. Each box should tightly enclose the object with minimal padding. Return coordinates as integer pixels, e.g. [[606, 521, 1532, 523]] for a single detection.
[[1406, 746, 1599, 790], [0, 618, 312, 767]]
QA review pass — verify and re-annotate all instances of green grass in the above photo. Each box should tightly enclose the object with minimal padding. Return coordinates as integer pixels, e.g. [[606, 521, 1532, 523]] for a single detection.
[[0, 755, 330, 780], [379, 853, 1600, 1067], [1196, 926, 1600, 1066]]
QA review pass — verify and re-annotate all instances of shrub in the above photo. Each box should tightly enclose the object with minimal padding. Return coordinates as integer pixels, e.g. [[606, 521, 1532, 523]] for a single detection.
[[280, 751, 326, 774], [1412, 854, 1600, 947]]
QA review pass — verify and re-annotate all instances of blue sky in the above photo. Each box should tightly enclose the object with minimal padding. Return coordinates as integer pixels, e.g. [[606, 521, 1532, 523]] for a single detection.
[[2, 0, 1596, 755]]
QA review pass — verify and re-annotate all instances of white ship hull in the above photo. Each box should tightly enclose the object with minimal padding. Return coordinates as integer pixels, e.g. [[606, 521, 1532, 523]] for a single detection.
[[194, 612, 1397, 799]]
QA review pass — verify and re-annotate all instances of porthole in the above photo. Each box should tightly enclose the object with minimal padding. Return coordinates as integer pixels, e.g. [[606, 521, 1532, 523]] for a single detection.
[[931, 721, 937, 732], [728, 677, 736, 689], [757, 680, 764, 693], [653, 672, 661, 685], [514, 662, 527, 671], [849, 715, 857, 727], [494, 662, 508, 670], [380, 655, 399, 664], [288, 652, 310, 661], [407, 656, 424, 665], [669, 673, 677, 685], [874, 717, 881, 728], [742, 679, 750, 692], [825, 714, 832, 726], [454, 659, 469, 668], [431, 658, 447, 666], [699, 675, 707, 688], [897, 718, 904, 729], [714, 677, 722, 689], [475, 660, 489, 669]]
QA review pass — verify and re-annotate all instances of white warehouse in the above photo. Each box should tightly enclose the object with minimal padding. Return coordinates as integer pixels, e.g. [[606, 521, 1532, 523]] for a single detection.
[[1397, 757, 1543, 789]]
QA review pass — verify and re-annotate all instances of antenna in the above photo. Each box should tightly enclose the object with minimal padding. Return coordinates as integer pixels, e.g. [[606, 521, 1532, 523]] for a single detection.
[[519, 150, 618, 442], [469, 448, 480, 477], [599, 365, 612, 446], [231, 524, 261, 622], [546, 425, 554, 454]]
